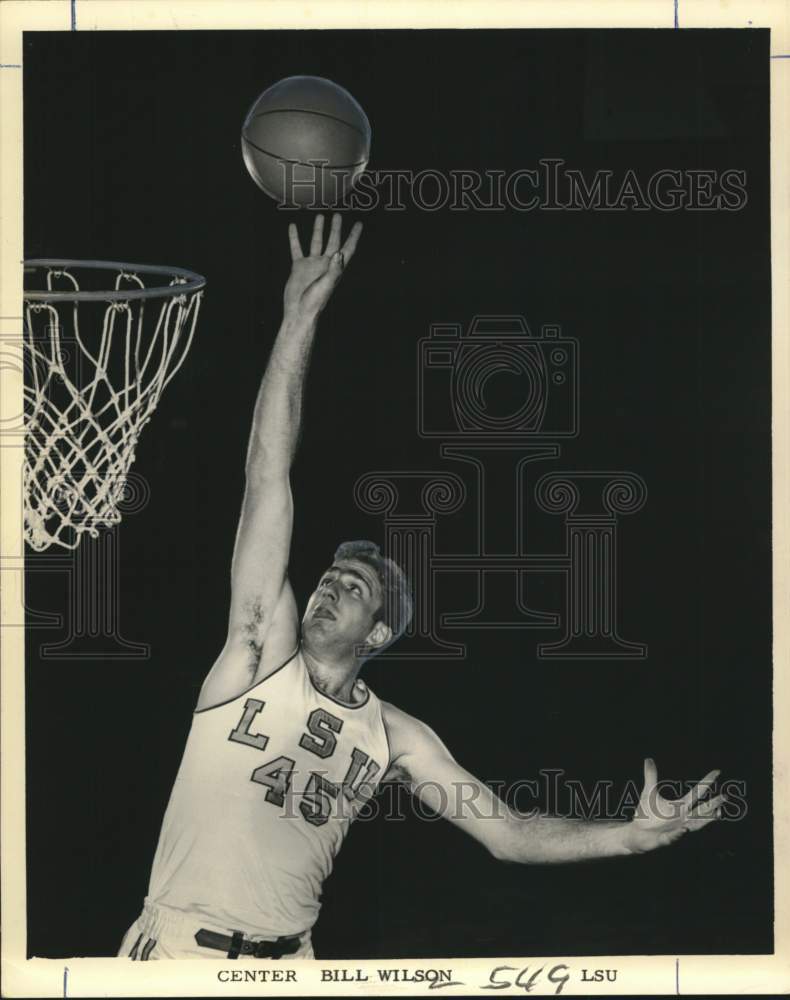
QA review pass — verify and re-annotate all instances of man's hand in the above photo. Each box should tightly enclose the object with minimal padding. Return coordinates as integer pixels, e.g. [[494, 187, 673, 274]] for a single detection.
[[284, 213, 363, 322], [623, 758, 725, 854]]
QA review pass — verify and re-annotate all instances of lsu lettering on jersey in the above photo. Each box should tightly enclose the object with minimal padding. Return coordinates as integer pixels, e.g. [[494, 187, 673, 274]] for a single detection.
[[146, 648, 390, 937]]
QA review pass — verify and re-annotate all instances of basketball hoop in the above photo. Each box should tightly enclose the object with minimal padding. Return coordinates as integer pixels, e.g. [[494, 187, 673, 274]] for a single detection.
[[23, 259, 205, 551]]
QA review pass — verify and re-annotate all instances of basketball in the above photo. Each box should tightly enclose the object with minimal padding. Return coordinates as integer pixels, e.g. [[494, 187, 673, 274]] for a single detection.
[[241, 76, 371, 207]]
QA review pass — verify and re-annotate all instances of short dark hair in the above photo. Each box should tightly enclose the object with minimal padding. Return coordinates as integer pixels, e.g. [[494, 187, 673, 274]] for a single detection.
[[333, 540, 413, 647]]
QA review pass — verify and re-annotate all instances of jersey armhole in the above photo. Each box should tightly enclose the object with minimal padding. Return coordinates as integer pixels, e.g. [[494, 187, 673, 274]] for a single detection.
[[193, 647, 300, 714], [379, 702, 397, 781]]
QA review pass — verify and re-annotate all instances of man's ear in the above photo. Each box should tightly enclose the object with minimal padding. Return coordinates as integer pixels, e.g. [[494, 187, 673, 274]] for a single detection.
[[366, 621, 392, 649]]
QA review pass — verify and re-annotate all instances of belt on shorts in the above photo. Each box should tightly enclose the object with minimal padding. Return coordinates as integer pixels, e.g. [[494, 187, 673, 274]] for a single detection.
[[195, 928, 302, 959]]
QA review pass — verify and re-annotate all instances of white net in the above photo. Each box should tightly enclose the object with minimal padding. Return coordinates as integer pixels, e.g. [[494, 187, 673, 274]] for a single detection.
[[24, 262, 204, 551]]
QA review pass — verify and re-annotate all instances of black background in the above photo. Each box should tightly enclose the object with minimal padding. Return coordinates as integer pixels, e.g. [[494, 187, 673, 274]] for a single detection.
[[23, 29, 772, 959]]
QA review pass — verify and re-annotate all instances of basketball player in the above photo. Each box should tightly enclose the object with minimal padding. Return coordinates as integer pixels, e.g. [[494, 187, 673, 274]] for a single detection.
[[119, 214, 724, 961]]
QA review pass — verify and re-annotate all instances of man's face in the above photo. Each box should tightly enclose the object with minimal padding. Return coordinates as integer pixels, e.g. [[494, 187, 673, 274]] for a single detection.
[[302, 559, 386, 653]]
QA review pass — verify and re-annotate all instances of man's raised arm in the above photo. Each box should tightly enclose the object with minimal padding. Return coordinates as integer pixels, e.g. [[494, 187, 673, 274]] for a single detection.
[[382, 703, 724, 863], [198, 215, 362, 710]]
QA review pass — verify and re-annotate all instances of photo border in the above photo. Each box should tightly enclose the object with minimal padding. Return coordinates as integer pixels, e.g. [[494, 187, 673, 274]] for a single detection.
[[1, 1, 787, 995]]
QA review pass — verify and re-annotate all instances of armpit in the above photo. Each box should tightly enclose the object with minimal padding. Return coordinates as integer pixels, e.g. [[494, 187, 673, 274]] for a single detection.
[[243, 602, 266, 658], [381, 760, 412, 784]]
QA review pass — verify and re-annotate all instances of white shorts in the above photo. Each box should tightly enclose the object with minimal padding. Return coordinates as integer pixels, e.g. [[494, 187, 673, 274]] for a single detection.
[[118, 900, 314, 960]]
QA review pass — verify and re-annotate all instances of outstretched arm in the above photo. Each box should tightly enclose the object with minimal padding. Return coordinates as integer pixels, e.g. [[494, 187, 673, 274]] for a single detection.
[[382, 703, 724, 863], [198, 215, 362, 710]]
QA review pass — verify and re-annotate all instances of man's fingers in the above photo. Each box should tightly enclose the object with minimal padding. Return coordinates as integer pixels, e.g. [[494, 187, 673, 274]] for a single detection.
[[678, 794, 726, 832], [685, 813, 720, 832], [288, 223, 303, 260], [309, 214, 325, 256], [642, 757, 658, 796], [680, 769, 720, 810], [688, 793, 726, 820], [325, 213, 343, 255], [340, 221, 363, 264]]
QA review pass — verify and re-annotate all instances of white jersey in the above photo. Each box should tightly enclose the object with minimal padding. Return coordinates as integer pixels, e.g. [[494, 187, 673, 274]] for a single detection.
[[146, 648, 390, 937]]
